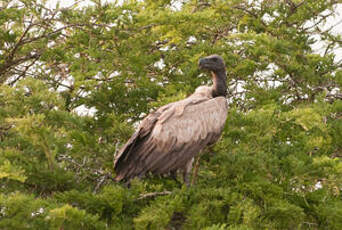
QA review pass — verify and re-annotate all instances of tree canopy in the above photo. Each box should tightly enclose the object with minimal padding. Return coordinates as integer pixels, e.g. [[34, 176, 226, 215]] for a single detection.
[[0, 0, 342, 229]]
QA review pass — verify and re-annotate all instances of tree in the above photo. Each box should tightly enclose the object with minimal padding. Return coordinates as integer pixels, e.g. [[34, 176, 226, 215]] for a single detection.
[[0, 0, 341, 229]]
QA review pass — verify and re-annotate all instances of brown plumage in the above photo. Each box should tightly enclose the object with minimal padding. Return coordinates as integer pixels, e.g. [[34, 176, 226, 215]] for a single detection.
[[114, 55, 228, 184]]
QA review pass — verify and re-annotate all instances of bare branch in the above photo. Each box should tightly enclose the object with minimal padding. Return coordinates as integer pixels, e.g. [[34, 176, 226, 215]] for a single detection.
[[302, 12, 335, 32], [8, 16, 35, 61], [8, 55, 41, 86]]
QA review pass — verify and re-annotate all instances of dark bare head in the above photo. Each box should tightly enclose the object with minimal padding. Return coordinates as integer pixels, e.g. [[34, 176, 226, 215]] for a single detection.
[[198, 54, 227, 97], [198, 54, 225, 72]]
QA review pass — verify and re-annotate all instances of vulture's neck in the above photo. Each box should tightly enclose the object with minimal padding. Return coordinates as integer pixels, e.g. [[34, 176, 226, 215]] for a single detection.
[[211, 69, 227, 97]]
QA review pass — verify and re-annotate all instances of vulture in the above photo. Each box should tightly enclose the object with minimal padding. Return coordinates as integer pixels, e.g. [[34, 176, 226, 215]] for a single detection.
[[114, 54, 228, 185]]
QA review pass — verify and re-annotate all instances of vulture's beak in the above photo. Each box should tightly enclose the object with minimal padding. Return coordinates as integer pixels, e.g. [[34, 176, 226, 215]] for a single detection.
[[198, 58, 209, 69]]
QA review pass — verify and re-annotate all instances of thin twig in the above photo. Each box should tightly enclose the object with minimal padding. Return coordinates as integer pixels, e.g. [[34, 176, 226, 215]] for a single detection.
[[137, 191, 172, 200], [93, 173, 112, 194]]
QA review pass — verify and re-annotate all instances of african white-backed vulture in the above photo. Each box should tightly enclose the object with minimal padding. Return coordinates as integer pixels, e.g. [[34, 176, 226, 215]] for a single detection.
[[114, 54, 228, 185]]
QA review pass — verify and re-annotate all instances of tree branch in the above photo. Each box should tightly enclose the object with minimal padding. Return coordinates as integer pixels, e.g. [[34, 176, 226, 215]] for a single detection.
[[137, 191, 172, 200]]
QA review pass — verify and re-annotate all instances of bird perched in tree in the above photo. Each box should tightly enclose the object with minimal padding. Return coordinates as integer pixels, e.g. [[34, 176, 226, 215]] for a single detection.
[[114, 54, 228, 185]]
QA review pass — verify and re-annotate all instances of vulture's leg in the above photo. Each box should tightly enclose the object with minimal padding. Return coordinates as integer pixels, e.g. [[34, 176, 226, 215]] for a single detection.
[[183, 158, 194, 187], [191, 153, 203, 186]]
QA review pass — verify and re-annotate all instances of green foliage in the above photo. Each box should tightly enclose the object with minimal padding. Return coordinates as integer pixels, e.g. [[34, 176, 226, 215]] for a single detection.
[[46, 204, 107, 230], [134, 194, 185, 230], [0, 159, 27, 182], [0, 0, 342, 229]]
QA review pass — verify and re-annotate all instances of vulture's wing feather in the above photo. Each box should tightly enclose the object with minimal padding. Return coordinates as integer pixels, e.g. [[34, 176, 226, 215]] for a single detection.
[[113, 103, 171, 177], [114, 96, 228, 181]]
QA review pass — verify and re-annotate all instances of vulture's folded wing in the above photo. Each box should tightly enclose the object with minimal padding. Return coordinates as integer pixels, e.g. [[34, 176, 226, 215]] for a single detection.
[[114, 96, 228, 181]]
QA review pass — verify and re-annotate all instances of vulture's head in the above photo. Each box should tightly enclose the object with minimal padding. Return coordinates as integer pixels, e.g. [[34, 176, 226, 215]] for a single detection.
[[198, 55, 225, 72]]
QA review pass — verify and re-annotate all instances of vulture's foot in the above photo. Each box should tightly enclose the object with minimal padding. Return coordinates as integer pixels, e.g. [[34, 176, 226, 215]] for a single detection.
[[169, 170, 183, 187]]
